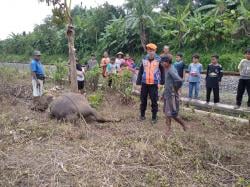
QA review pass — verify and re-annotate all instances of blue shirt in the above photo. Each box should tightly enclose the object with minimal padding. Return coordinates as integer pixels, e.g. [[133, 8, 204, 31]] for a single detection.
[[144, 54, 161, 61], [107, 63, 118, 74], [188, 63, 202, 82], [174, 61, 185, 78], [30, 59, 44, 75]]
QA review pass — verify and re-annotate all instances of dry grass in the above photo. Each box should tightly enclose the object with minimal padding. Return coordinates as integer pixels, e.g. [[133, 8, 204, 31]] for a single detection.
[[0, 69, 250, 186]]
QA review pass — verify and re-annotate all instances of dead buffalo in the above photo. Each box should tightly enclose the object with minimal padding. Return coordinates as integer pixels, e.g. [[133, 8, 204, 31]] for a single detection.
[[49, 92, 120, 123]]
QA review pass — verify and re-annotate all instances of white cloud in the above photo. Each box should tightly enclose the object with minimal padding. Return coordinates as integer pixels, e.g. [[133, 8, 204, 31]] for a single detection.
[[0, 0, 125, 40]]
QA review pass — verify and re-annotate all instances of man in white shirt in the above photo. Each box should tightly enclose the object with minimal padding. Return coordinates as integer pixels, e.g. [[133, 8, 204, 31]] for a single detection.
[[76, 59, 85, 94]]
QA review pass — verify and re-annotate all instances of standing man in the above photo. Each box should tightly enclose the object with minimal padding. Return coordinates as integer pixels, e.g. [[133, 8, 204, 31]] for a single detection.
[[161, 55, 187, 135], [205, 54, 223, 104], [76, 59, 85, 94], [86, 54, 98, 71], [160, 45, 172, 58], [235, 48, 250, 109], [136, 43, 165, 124], [30, 50, 45, 98]]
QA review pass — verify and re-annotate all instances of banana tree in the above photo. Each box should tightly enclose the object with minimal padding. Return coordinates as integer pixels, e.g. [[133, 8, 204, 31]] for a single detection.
[[161, 4, 190, 48], [39, 0, 78, 92], [195, 0, 237, 16], [125, 0, 158, 52], [235, 0, 250, 36]]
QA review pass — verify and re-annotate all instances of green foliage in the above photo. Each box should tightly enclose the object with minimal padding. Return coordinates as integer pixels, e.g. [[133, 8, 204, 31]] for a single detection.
[[87, 91, 103, 108], [52, 58, 68, 82], [108, 69, 134, 103], [85, 66, 101, 91], [236, 177, 250, 186], [0, 67, 22, 82], [0, 0, 249, 72]]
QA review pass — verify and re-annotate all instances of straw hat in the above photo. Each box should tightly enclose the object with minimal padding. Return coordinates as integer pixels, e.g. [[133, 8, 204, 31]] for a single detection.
[[116, 52, 124, 56]]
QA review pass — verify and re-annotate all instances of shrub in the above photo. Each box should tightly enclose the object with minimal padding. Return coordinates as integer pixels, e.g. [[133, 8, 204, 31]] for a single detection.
[[52, 58, 68, 83], [87, 91, 103, 108], [85, 66, 101, 91], [108, 69, 134, 103]]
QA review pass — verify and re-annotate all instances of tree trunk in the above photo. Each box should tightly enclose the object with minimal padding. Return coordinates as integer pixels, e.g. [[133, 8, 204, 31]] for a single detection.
[[67, 24, 78, 93], [139, 22, 147, 52]]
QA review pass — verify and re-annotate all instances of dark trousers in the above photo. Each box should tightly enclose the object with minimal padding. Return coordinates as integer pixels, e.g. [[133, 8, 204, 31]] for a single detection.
[[236, 79, 250, 107], [206, 87, 219, 103], [140, 83, 158, 119], [108, 78, 112, 87]]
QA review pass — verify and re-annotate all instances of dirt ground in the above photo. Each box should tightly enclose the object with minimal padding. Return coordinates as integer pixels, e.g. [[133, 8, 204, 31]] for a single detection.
[[0, 70, 250, 186]]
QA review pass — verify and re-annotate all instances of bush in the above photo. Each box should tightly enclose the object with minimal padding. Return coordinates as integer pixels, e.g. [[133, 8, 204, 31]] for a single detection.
[[52, 58, 68, 83], [219, 53, 242, 72], [87, 91, 103, 108], [0, 54, 29, 63], [85, 66, 101, 91], [108, 69, 134, 103]]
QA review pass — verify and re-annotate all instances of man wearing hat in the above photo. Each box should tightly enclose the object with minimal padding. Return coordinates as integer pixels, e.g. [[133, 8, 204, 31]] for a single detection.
[[136, 43, 165, 124], [30, 50, 45, 98]]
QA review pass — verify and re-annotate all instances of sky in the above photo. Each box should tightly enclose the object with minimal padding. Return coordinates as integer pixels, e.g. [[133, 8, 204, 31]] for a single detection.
[[0, 0, 125, 40]]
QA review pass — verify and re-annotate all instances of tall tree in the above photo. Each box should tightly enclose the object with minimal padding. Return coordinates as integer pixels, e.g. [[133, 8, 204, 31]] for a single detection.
[[39, 0, 78, 92], [125, 0, 159, 51]]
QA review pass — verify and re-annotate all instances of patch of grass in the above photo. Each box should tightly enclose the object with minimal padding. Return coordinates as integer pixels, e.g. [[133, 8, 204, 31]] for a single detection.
[[145, 171, 168, 186], [1, 70, 250, 186], [0, 67, 29, 82]]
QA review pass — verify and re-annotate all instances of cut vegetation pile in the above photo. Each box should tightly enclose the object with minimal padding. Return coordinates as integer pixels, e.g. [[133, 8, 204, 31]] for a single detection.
[[0, 68, 250, 186]]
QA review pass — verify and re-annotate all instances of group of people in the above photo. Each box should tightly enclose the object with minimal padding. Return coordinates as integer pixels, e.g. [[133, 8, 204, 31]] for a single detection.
[[30, 46, 250, 135], [75, 51, 138, 92], [100, 51, 137, 88]]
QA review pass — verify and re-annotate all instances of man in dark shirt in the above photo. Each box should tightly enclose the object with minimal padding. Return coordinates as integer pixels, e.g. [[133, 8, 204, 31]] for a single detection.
[[205, 54, 223, 104], [173, 52, 185, 79]]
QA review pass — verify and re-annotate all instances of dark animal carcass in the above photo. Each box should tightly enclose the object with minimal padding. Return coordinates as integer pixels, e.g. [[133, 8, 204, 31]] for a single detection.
[[49, 92, 119, 123]]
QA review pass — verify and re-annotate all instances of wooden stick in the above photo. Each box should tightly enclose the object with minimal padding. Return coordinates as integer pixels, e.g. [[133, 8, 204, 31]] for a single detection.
[[207, 163, 240, 177]]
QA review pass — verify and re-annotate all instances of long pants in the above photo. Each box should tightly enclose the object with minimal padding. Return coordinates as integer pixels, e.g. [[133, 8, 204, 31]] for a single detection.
[[236, 79, 250, 107], [140, 83, 158, 119], [206, 87, 219, 103], [189, 82, 200, 99], [32, 79, 44, 97], [108, 78, 112, 87]]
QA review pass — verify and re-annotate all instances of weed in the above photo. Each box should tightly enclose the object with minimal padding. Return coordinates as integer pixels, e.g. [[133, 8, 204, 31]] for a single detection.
[[52, 58, 68, 83], [85, 66, 101, 91], [87, 91, 103, 108]]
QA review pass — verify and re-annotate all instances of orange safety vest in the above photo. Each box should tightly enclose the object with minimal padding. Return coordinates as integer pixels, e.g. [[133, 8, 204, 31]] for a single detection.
[[142, 59, 161, 85]]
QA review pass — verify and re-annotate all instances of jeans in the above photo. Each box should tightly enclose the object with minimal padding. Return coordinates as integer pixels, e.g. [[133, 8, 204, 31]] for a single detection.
[[236, 79, 250, 107], [189, 82, 200, 99]]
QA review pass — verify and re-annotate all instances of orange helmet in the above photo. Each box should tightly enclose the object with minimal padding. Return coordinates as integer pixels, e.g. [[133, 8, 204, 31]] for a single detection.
[[146, 43, 157, 51]]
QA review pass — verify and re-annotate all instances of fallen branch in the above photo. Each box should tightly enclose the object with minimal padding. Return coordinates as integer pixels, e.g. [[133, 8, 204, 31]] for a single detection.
[[207, 163, 240, 178]]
